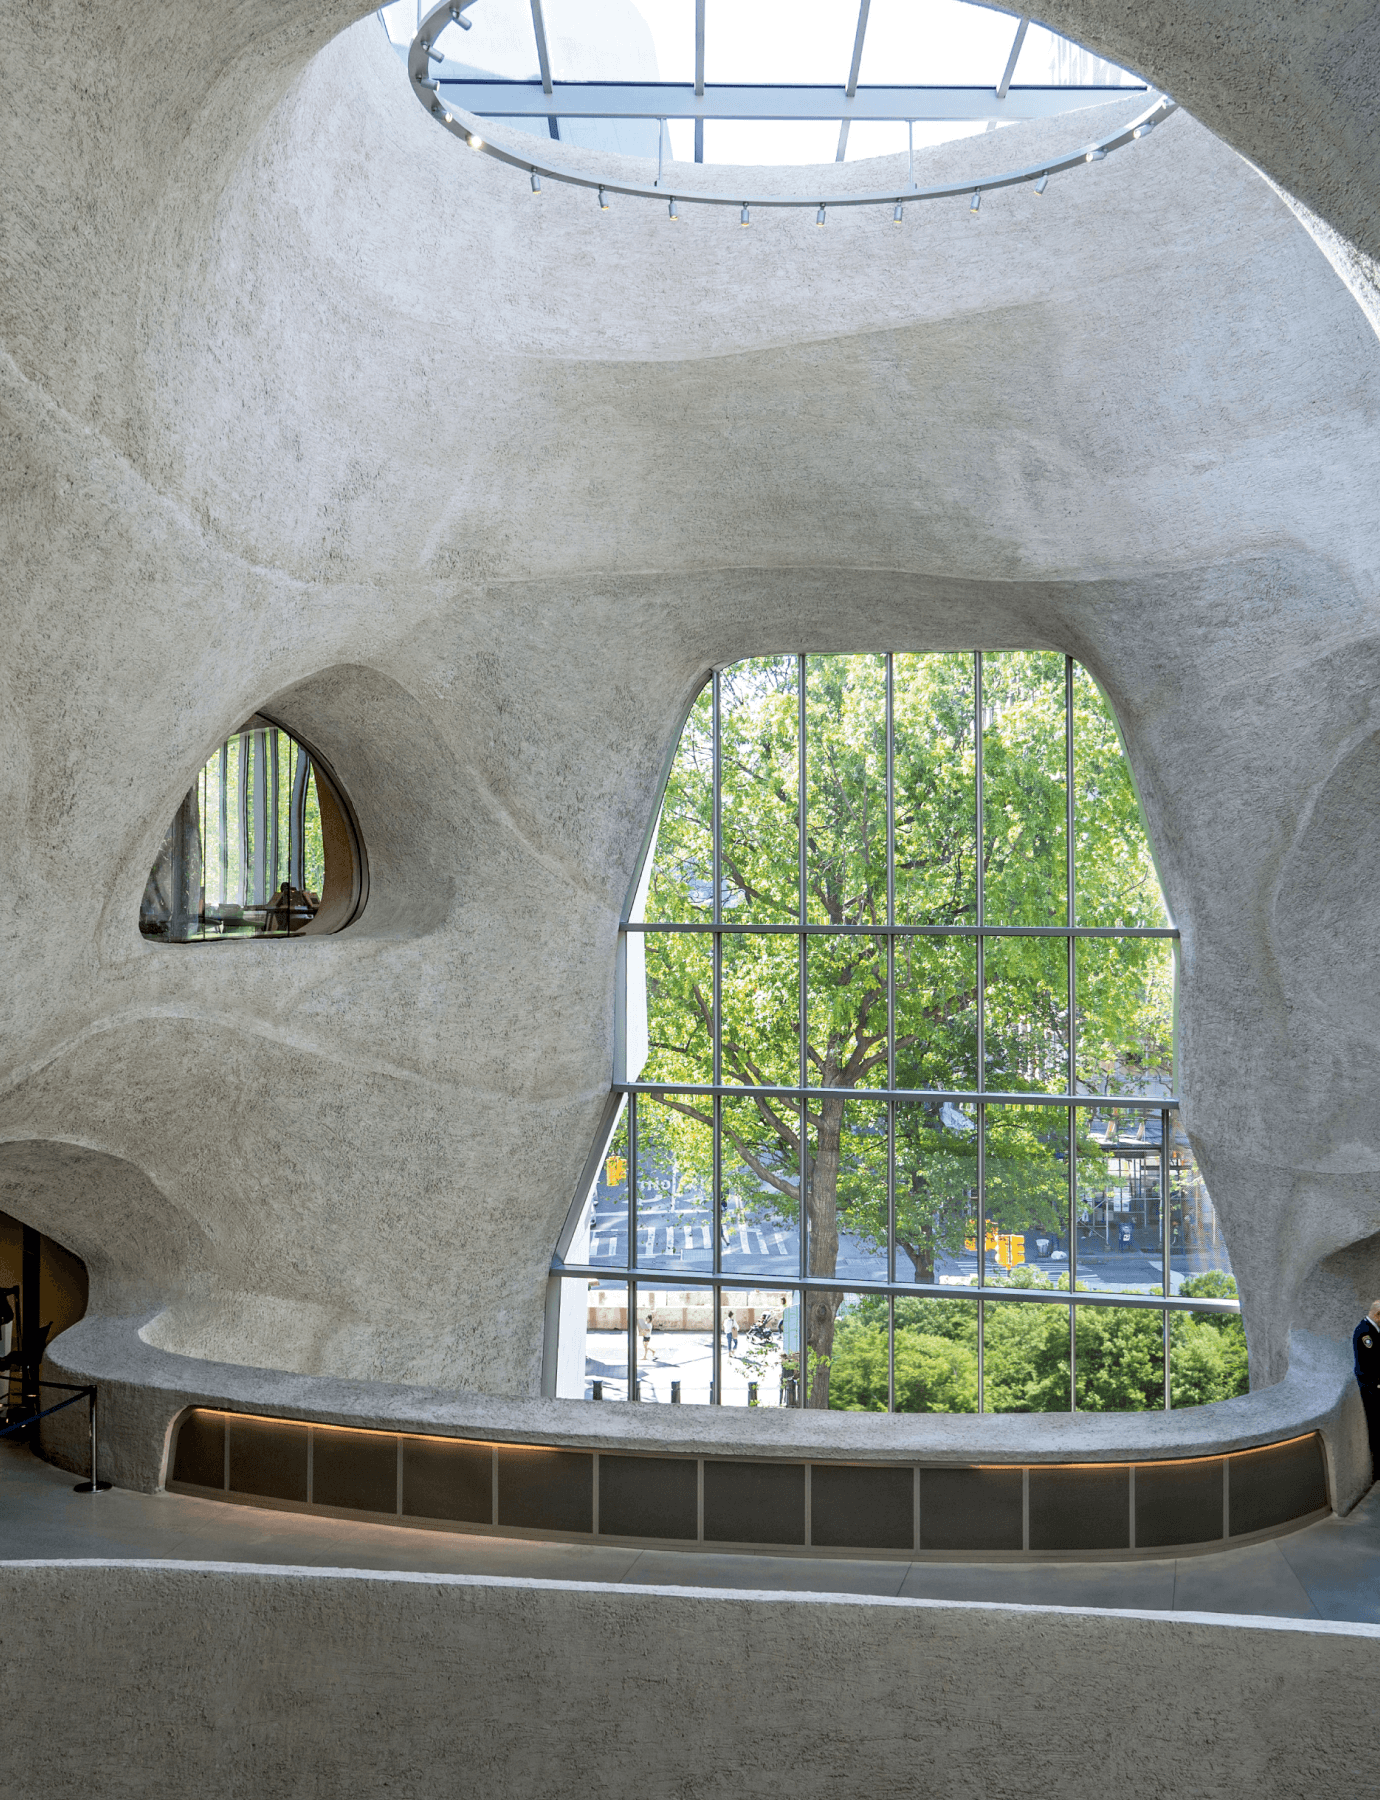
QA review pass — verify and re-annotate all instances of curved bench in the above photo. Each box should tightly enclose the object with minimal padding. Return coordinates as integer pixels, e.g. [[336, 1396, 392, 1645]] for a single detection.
[[167, 1407, 1330, 1558]]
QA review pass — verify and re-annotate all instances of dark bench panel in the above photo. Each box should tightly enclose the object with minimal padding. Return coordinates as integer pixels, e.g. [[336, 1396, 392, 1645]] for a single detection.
[[1136, 1458, 1223, 1548], [812, 1463, 914, 1550], [403, 1435, 493, 1524], [600, 1454, 698, 1540], [921, 1467, 1023, 1552], [313, 1427, 397, 1514], [497, 1446, 594, 1534], [171, 1409, 225, 1489], [1229, 1436, 1329, 1537], [228, 1415, 308, 1504], [704, 1460, 805, 1545], [1029, 1465, 1129, 1552]]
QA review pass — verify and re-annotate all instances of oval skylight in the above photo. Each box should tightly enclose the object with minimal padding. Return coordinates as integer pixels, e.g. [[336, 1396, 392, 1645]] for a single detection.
[[379, 0, 1145, 167]]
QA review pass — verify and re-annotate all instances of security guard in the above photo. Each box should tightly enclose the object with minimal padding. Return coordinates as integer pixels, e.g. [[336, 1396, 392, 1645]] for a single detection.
[[1353, 1299, 1380, 1480]]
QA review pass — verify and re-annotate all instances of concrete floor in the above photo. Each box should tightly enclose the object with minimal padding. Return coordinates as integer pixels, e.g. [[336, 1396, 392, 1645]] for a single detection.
[[5, 1439, 1380, 1620]]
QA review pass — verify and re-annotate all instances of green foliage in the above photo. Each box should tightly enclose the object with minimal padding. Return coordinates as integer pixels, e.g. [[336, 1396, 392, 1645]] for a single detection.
[[828, 1317, 980, 1414], [1173, 1273, 1248, 1402]]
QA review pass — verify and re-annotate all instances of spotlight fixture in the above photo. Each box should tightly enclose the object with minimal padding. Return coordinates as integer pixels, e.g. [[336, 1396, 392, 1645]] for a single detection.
[[468, 132, 483, 149], [443, 112, 453, 124], [449, 2, 474, 25], [815, 205, 826, 227], [892, 201, 904, 224], [1086, 147, 1106, 162], [598, 187, 610, 210], [531, 170, 542, 193], [668, 196, 679, 221], [1132, 120, 1155, 139], [1034, 172, 1048, 194], [740, 204, 751, 227], [969, 189, 981, 214]]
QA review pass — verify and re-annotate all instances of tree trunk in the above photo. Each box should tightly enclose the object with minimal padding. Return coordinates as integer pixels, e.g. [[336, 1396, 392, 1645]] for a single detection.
[[806, 1092, 845, 1407]]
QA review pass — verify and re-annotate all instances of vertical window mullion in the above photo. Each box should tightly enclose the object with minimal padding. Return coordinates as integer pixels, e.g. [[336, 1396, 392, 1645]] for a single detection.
[[886, 653, 896, 1291], [974, 651, 985, 1412], [1162, 1107, 1172, 1411], [712, 672, 723, 1311], [798, 654, 809, 1400], [1066, 654, 1076, 1411], [629, 1095, 640, 1402]]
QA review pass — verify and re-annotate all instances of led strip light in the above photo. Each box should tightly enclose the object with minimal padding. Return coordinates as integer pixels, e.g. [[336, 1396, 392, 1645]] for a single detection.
[[408, 2, 1176, 216]]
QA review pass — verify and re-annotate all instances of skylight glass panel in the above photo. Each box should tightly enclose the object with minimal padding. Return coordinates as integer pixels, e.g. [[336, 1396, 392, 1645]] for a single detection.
[[856, 0, 1017, 88], [435, 0, 540, 79], [629, 0, 696, 83], [704, 0, 859, 86], [844, 118, 992, 159], [545, 0, 662, 81], [705, 120, 844, 165], [1011, 23, 1139, 87]]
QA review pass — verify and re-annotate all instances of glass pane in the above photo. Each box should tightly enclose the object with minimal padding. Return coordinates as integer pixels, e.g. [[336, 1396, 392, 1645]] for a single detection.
[[580, 1279, 629, 1401], [647, 684, 713, 923], [813, 1099, 889, 1282], [636, 1283, 713, 1404], [721, 1287, 792, 1406], [984, 1297, 1071, 1412], [1073, 664, 1169, 929], [701, 121, 842, 166], [587, 1104, 629, 1270], [545, 0, 664, 81], [804, 653, 886, 928], [720, 931, 800, 1087], [983, 935, 1069, 1094], [1170, 1307, 1248, 1408], [720, 1090, 802, 1275], [894, 1102, 977, 1285], [806, 933, 888, 1090], [1076, 937, 1174, 1097], [893, 651, 977, 928], [981, 651, 1067, 928], [1075, 1106, 1164, 1296], [894, 1295, 979, 1413], [1011, 22, 1138, 87], [643, 930, 714, 1085], [1075, 1305, 1165, 1412], [1169, 1114, 1234, 1289], [635, 1094, 714, 1272], [719, 656, 799, 923], [858, 0, 1020, 86], [825, 1293, 888, 1411], [983, 1104, 1070, 1284], [895, 934, 978, 1091], [435, 0, 540, 78], [802, 1287, 859, 1409], [704, 0, 858, 84], [631, 0, 696, 82]]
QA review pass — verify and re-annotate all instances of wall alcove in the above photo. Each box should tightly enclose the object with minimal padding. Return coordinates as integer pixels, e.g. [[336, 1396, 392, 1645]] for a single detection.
[[139, 717, 366, 942]]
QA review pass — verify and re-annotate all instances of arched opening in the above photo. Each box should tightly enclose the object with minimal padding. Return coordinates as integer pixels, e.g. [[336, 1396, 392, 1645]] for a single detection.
[[139, 716, 365, 942]]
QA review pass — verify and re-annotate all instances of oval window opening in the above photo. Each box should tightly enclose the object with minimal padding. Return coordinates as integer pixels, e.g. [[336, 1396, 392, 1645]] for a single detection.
[[139, 717, 365, 942]]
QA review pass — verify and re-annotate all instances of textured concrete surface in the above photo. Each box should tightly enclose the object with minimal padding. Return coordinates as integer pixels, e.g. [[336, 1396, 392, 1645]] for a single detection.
[[2, 1556, 1379, 1797], [4, 0, 1380, 1459]]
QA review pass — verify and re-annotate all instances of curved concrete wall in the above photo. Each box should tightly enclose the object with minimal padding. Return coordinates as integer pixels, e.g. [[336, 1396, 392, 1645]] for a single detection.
[[2, 1561, 1377, 1797], [4, 1, 1380, 1441]]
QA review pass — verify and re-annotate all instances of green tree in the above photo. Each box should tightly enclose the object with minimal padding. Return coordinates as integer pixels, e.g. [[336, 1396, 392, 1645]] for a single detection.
[[640, 653, 1174, 1407]]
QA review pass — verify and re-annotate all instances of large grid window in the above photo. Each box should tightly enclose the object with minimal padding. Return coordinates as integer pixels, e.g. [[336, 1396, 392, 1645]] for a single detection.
[[551, 653, 1242, 1413]]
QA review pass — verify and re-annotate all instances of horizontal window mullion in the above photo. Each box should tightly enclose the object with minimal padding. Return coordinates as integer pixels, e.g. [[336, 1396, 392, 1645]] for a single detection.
[[550, 1261, 1238, 1315], [618, 1081, 1178, 1111], [621, 921, 1178, 939]]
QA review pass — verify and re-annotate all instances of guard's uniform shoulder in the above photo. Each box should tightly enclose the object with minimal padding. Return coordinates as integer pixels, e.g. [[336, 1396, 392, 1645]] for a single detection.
[[1354, 1317, 1380, 1379]]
